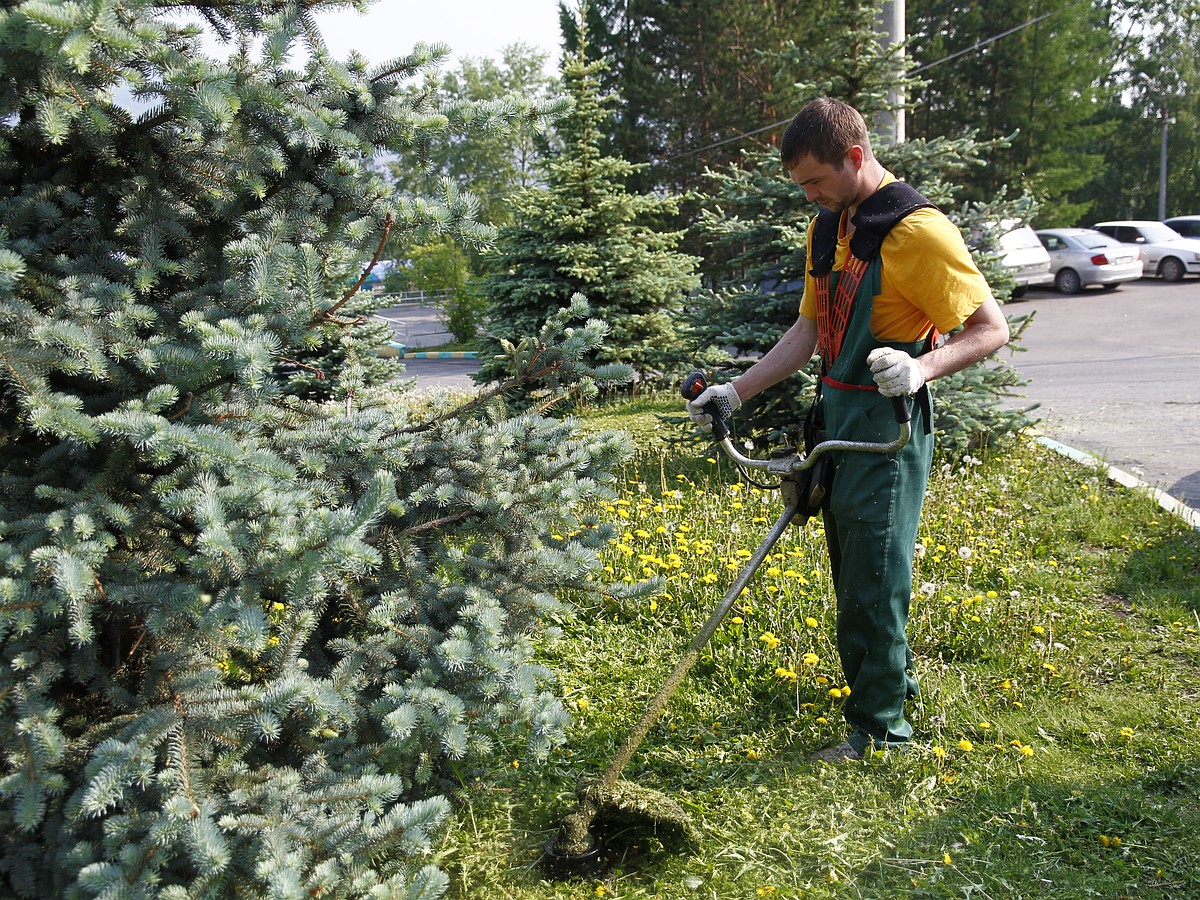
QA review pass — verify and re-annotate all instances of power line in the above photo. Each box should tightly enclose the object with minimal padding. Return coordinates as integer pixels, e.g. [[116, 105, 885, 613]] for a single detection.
[[661, 1, 1080, 164], [909, 2, 1079, 75]]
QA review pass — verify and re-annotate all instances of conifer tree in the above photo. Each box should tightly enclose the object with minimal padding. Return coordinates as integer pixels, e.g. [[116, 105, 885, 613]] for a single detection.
[[476, 19, 700, 392], [0, 3, 633, 897], [686, 0, 1035, 452]]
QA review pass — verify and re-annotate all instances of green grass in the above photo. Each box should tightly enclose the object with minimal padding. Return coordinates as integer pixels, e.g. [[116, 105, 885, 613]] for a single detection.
[[437, 397, 1200, 899]]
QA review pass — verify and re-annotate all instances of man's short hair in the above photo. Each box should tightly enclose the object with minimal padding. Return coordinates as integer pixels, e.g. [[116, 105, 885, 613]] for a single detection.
[[780, 98, 872, 169]]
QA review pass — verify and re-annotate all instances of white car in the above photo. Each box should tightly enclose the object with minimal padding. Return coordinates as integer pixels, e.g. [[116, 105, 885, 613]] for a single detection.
[[1163, 215, 1200, 239], [997, 225, 1053, 297], [1035, 228, 1143, 293], [1091, 220, 1200, 282]]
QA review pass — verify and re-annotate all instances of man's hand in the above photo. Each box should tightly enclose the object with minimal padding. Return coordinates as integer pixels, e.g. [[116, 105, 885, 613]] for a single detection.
[[867, 348, 925, 397], [686, 383, 741, 431]]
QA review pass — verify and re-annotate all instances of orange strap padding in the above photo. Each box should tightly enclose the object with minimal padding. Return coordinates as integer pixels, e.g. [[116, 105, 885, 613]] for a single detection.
[[816, 255, 869, 366]]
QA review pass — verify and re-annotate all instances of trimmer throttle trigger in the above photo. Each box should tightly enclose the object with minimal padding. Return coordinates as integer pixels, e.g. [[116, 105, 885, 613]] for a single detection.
[[681, 371, 708, 401]]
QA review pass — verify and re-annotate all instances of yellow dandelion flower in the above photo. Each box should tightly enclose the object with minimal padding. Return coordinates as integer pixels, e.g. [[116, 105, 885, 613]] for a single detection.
[[759, 632, 780, 650], [1020, 745, 1034, 757], [829, 687, 843, 699], [730, 616, 743, 625], [932, 745, 946, 760], [943, 852, 952, 865], [805, 616, 819, 628], [957, 739, 974, 752], [802, 652, 820, 666]]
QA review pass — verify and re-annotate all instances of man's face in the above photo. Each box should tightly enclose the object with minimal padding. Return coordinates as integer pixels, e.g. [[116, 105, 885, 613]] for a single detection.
[[786, 149, 862, 213]]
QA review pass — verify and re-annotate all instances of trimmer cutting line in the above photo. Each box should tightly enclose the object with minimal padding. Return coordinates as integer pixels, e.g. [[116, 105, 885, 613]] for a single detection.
[[543, 372, 913, 878]]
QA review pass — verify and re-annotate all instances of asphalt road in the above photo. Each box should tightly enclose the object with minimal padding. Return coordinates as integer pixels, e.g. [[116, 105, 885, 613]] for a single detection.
[[1002, 276, 1200, 511]]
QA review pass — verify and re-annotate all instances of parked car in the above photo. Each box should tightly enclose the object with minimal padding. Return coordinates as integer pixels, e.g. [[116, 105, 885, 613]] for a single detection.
[[1163, 215, 1200, 239], [997, 224, 1053, 297], [1034, 228, 1143, 294], [1091, 220, 1200, 282]]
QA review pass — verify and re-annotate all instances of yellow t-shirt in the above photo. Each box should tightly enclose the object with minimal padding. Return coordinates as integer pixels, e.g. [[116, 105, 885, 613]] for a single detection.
[[799, 173, 992, 341]]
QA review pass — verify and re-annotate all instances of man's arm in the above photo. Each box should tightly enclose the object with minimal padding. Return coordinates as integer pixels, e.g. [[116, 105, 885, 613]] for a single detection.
[[732, 314, 819, 402], [916, 295, 1010, 383]]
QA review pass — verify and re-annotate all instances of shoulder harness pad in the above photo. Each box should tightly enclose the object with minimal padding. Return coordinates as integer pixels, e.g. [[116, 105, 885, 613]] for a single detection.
[[809, 181, 936, 278]]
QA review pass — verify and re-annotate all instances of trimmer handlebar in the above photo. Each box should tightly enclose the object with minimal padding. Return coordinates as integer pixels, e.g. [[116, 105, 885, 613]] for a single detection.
[[682, 370, 912, 474], [681, 371, 729, 440]]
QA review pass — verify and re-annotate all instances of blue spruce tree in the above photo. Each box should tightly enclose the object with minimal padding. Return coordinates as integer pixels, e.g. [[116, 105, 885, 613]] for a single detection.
[[476, 19, 700, 394], [0, 2, 630, 896]]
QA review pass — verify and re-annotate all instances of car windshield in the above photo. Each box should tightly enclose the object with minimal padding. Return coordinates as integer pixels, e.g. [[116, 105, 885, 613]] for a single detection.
[[1137, 222, 1183, 242]]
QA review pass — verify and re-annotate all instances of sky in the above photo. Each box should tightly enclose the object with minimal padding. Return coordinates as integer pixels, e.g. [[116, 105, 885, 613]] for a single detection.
[[314, 1, 565, 71]]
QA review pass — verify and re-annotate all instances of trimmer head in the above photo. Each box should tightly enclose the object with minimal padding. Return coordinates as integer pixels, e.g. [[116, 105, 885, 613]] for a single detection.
[[542, 779, 700, 879]]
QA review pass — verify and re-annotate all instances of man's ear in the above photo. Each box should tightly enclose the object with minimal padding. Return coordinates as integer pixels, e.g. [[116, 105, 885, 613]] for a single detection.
[[846, 145, 865, 169]]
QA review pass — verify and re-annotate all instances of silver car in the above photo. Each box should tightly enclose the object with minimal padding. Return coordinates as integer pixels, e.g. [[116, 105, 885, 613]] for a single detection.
[[1092, 220, 1200, 281], [1035, 228, 1144, 294]]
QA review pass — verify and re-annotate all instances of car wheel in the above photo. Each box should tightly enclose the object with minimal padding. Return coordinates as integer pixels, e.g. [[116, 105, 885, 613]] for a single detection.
[[1010, 285, 1027, 300], [1055, 268, 1082, 294], [1101, 283, 1120, 292], [1160, 256, 1185, 282]]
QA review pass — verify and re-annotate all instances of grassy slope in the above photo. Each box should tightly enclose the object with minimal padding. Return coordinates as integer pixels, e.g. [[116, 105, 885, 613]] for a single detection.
[[439, 398, 1200, 899]]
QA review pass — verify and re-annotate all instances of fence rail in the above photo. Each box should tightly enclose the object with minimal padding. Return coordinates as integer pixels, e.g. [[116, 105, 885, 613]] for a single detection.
[[368, 289, 454, 306]]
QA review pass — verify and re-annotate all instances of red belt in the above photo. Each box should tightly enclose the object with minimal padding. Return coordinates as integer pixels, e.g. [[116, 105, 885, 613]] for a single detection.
[[821, 375, 878, 392]]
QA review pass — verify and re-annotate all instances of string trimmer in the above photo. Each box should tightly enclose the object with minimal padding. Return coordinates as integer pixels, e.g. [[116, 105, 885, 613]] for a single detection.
[[542, 372, 912, 878]]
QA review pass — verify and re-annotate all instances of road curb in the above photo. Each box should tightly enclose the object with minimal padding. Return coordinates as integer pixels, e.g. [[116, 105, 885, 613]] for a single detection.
[[386, 342, 478, 359], [1036, 436, 1200, 531], [400, 350, 478, 359]]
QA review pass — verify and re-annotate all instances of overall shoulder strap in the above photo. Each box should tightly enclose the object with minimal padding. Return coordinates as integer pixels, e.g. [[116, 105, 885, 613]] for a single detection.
[[807, 181, 934, 278], [808, 210, 841, 279], [847, 181, 936, 262]]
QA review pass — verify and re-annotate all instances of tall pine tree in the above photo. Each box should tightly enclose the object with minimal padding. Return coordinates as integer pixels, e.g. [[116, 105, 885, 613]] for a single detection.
[[0, 2, 635, 897], [477, 21, 699, 392]]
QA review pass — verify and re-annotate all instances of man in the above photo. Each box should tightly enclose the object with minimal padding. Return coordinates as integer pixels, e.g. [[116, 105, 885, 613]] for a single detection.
[[687, 98, 1009, 761]]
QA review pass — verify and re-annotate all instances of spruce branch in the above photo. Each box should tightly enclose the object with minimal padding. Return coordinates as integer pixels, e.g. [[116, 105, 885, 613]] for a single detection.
[[277, 358, 327, 380], [323, 212, 393, 320], [390, 352, 564, 436], [399, 510, 476, 536]]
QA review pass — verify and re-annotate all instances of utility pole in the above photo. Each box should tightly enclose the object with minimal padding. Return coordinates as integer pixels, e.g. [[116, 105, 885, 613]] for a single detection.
[[876, 0, 906, 145], [1159, 107, 1175, 220]]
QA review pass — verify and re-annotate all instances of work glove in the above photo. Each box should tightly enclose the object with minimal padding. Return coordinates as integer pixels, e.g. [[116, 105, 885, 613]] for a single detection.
[[686, 382, 741, 432], [867, 347, 925, 397]]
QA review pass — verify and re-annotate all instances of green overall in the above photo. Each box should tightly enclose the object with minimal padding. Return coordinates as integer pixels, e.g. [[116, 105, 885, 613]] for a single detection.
[[818, 258, 933, 754]]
